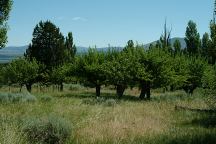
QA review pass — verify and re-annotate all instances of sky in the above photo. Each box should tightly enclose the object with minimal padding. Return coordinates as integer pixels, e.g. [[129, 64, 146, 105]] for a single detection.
[[7, 0, 214, 47]]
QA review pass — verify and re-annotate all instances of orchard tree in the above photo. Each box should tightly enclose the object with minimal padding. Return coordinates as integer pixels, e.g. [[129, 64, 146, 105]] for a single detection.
[[185, 20, 201, 55], [103, 50, 135, 98], [50, 64, 71, 91], [138, 47, 174, 99], [25, 21, 66, 69], [1, 58, 39, 92], [0, 0, 13, 48], [182, 57, 206, 94], [75, 48, 107, 97]]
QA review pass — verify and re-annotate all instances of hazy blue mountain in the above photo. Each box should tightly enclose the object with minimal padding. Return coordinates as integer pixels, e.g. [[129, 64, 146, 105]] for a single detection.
[[0, 37, 186, 63], [0, 46, 28, 63], [145, 37, 186, 49]]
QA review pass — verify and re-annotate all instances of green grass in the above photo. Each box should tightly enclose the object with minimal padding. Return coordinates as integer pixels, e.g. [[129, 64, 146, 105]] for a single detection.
[[0, 85, 215, 144]]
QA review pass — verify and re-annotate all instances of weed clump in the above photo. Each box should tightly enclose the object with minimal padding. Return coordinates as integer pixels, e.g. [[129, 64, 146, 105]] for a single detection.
[[104, 99, 117, 107], [82, 97, 117, 107]]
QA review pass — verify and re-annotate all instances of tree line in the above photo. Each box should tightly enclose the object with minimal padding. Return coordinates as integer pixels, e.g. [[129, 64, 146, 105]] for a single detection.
[[0, 0, 216, 101], [0, 19, 214, 100]]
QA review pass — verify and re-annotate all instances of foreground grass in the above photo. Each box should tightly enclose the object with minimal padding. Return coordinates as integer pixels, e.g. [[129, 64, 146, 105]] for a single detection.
[[0, 86, 215, 144]]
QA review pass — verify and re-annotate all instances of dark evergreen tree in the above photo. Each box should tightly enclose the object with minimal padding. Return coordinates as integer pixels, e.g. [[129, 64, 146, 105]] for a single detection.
[[25, 21, 66, 69], [0, 0, 13, 48], [185, 20, 201, 55]]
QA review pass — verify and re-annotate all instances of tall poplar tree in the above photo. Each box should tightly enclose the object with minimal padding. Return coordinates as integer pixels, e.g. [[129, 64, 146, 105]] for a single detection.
[[185, 20, 201, 55], [65, 32, 76, 62]]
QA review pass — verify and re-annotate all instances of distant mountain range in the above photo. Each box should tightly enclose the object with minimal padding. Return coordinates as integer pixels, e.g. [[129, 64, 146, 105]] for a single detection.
[[145, 37, 186, 49], [0, 37, 186, 63]]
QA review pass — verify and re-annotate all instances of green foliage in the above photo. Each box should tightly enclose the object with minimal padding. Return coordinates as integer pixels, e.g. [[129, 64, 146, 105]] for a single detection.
[[171, 54, 189, 90], [171, 54, 207, 94], [145, 47, 174, 88], [50, 64, 71, 85], [202, 65, 216, 89], [22, 115, 72, 144], [184, 57, 206, 91], [185, 20, 201, 55], [0, 58, 39, 92], [0, 0, 13, 48], [103, 48, 135, 96], [74, 48, 107, 96], [202, 65, 216, 109], [0, 92, 37, 103]]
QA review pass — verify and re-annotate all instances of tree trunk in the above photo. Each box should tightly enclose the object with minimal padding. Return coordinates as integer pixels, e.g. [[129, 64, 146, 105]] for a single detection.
[[96, 85, 101, 97], [26, 83, 32, 93], [139, 81, 147, 100], [146, 81, 151, 100], [19, 85, 23, 92], [116, 85, 125, 98], [60, 83, 63, 91], [170, 85, 174, 92]]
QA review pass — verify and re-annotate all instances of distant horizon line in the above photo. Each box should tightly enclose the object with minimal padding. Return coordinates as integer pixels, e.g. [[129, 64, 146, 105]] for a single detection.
[[5, 37, 185, 48]]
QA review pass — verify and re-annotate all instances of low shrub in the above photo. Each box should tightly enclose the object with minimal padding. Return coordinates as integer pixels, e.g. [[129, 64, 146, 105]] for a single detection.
[[0, 92, 37, 103], [40, 95, 53, 102], [22, 115, 72, 144]]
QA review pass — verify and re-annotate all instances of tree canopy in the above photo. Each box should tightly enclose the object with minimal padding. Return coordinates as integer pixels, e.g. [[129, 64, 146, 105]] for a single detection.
[[0, 0, 13, 48]]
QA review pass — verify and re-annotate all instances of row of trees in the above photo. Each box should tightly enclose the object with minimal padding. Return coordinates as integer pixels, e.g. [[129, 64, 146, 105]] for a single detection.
[[0, 17, 216, 100]]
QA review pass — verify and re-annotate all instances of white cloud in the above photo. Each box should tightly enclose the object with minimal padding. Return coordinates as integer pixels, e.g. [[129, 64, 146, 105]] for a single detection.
[[57, 16, 64, 21], [72, 17, 87, 21]]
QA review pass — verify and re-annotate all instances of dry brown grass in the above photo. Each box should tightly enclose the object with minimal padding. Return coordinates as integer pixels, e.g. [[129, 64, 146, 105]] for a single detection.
[[0, 85, 215, 143]]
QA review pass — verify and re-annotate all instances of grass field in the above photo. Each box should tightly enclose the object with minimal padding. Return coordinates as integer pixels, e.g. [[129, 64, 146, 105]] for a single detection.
[[0, 85, 216, 144]]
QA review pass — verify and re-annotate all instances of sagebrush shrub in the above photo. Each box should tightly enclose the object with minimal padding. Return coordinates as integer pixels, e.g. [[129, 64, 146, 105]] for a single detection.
[[22, 115, 72, 144], [0, 92, 37, 103]]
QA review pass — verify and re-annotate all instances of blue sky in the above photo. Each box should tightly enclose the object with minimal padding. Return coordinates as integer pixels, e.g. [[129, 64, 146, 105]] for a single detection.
[[7, 0, 213, 47]]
